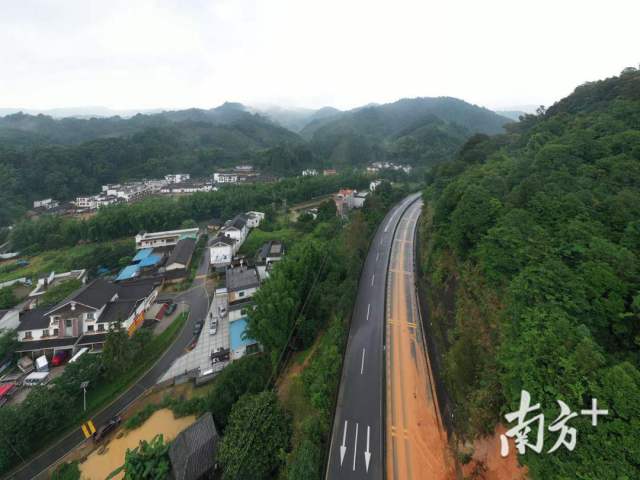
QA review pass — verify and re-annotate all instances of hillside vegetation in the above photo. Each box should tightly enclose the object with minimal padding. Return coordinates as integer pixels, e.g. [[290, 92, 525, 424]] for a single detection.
[[302, 97, 511, 168], [420, 68, 640, 478], [0, 98, 510, 226]]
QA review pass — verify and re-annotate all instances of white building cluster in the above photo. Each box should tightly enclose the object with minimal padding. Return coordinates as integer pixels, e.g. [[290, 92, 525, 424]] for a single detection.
[[366, 161, 413, 174], [209, 211, 265, 269]]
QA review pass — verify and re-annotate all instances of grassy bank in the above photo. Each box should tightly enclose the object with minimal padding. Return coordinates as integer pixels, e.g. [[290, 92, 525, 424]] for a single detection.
[[0, 238, 134, 283]]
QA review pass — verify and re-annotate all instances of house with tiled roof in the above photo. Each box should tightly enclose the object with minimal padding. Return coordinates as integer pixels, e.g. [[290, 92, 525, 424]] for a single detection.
[[16, 278, 160, 357], [169, 412, 219, 480]]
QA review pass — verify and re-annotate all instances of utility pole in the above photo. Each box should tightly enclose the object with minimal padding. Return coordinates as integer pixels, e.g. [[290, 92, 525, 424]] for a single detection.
[[80, 381, 90, 412]]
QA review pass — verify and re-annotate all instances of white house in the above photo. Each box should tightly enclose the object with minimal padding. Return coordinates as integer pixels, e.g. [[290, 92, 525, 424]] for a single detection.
[[352, 191, 369, 208], [213, 173, 238, 184], [160, 182, 216, 194], [221, 216, 248, 246], [16, 278, 160, 356], [135, 228, 199, 250], [209, 235, 236, 269], [165, 173, 191, 183], [226, 265, 261, 360], [244, 211, 265, 228], [33, 198, 59, 210], [302, 169, 318, 176]]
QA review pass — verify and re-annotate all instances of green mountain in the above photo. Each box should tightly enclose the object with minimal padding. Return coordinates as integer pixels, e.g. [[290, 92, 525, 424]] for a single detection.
[[421, 68, 640, 478], [0, 102, 300, 146], [300, 97, 512, 168], [257, 105, 341, 132], [0, 103, 310, 225]]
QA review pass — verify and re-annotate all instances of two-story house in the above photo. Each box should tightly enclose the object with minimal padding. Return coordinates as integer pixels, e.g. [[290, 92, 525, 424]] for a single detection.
[[135, 228, 199, 250], [244, 211, 265, 229], [209, 235, 237, 269], [221, 215, 248, 247], [16, 278, 160, 358], [226, 265, 261, 359]]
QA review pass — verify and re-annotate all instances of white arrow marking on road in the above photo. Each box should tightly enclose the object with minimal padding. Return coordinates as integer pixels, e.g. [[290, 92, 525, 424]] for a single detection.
[[353, 422, 359, 471], [366, 303, 371, 321], [371, 274, 375, 287], [364, 425, 371, 473], [360, 348, 366, 374], [340, 420, 348, 466]]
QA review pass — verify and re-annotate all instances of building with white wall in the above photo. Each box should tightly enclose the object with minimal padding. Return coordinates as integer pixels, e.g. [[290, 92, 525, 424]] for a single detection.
[[135, 228, 199, 250], [165, 173, 191, 183]]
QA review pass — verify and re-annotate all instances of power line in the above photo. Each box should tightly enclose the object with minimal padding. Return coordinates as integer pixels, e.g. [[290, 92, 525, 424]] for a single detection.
[[226, 245, 331, 479]]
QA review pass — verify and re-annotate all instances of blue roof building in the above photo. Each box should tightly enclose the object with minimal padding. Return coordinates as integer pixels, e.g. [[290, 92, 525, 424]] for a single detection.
[[138, 254, 162, 268], [132, 248, 154, 262], [115, 265, 140, 282]]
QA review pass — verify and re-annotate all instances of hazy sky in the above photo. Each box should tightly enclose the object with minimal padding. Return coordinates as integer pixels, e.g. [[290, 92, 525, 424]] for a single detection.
[[1, 0, 638, 112]]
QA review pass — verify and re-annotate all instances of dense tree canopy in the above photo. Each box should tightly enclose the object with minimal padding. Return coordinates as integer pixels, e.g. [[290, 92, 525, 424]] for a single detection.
[[421, 68, 640, 478], [218, 391, 291, 480], [8, 173, 368, 252]]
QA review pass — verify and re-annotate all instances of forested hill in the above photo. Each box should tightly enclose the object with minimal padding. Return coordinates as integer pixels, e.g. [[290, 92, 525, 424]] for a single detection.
[[421, 68, 640, 478], [0, 96, 513, 227], [300, 97, 512, 168], [0, 103, 315, 225], [0, 102, 300, 146], [256, 105, 341, 133]]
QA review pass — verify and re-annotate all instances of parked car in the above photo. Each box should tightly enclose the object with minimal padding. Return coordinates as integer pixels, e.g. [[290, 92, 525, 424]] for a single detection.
[[0, 383, 16, 407], [211, 347, 230, 364], [93, 415, 122, 442], [209, 319, 218, 336], [51, 350, 70, 367], [187, 337, 198, 351], [166, 303, 177, 315], [193, 321, 203, 336]]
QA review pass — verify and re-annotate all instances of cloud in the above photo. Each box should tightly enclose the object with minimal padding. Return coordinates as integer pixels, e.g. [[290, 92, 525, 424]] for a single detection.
[[0, 0, 638, 111]]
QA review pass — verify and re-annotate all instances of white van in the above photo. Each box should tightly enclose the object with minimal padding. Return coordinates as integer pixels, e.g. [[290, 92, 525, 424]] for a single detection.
[[23, 371, 50, 387]]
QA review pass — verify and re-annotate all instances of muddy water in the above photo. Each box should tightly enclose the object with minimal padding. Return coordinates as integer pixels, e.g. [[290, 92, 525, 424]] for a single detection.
[[79, 409, 195, 480]]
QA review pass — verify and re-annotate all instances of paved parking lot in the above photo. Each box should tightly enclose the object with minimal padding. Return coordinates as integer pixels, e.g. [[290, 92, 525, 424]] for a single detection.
[[159, 291, 230, 382]]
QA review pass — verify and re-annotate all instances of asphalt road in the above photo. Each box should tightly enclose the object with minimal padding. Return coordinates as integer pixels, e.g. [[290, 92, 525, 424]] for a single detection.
[[385, 200, 452, 480], [326, 193, 421, 480], [6, 248, 211, 480]]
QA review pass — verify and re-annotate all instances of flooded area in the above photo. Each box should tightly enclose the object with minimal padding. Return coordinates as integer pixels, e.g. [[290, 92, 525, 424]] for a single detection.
[[79, 409, 195, 480]]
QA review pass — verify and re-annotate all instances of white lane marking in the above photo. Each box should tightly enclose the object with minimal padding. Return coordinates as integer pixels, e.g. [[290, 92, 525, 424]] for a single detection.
[[364, 425, 371, 472], [353, 422, 359, 471], [371, 274, 375, 287], [340, 420, 348, 466], [360, 348, 366, 374], [366, 303, 371, 321], [376, 250, 380, 262]]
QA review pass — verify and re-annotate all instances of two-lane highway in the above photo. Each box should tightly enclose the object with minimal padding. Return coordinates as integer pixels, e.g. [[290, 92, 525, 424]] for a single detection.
[[326, 193, 421, 480]]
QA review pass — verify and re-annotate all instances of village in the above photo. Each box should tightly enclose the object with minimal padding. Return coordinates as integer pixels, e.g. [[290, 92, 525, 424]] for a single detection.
[[0, 176, 384, 480]]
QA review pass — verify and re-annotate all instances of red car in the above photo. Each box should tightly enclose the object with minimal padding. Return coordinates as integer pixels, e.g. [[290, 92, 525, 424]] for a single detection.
[[51, 351, 70, 367]]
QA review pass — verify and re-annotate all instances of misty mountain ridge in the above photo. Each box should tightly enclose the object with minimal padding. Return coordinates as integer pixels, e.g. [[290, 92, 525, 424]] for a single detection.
[[298, 96, 513, 168]]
